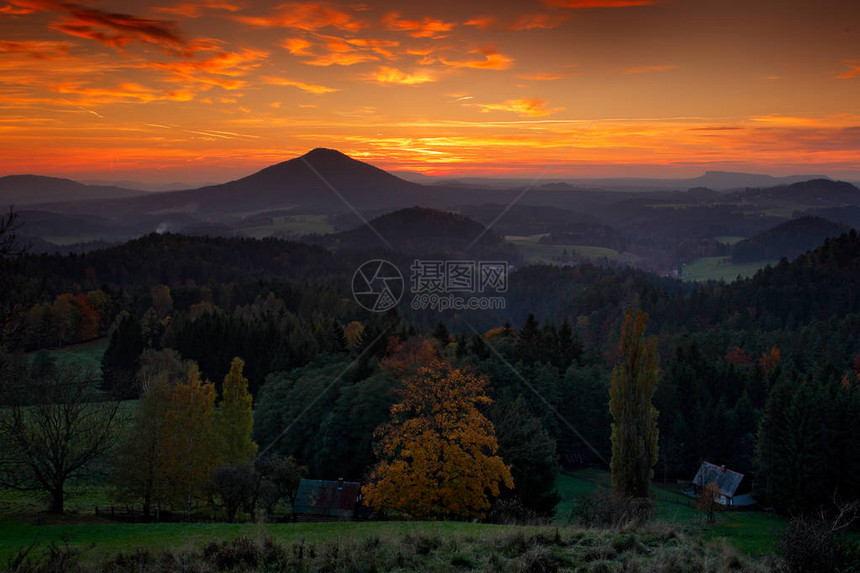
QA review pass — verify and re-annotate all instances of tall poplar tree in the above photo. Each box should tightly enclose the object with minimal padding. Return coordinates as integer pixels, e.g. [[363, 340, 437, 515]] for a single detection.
[[609, 310, 660, 498], [219, 357, 257, 464], [162, 365, 220, 520]]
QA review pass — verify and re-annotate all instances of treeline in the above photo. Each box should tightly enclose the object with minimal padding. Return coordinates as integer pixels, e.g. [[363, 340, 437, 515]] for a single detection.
[[4, 229, 860, 517], [100, 281, 369, 398]]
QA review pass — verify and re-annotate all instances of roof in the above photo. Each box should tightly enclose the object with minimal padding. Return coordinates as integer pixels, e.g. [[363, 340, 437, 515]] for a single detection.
[[292, 479, 362, 517], [693, 461, 744, 498]]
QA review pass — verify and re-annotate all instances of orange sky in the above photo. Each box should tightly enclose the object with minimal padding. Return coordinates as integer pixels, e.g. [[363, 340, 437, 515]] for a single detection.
[[1, 0, 859, 184]]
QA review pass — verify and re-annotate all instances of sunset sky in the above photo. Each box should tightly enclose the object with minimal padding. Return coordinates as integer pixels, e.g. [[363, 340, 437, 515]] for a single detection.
[[1, 0, 859, 184]]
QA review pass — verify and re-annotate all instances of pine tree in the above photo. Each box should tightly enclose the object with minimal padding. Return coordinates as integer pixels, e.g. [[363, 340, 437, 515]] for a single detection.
[[219, 357, 257, 465], [609, 310, 659, 499]]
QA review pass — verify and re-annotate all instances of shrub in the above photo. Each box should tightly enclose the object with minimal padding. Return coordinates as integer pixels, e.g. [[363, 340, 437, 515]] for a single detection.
[[485, 498, 540, 525], [570, 488, 653, 528], [515, 547, 559, 573], [776, 514, 859, 573]]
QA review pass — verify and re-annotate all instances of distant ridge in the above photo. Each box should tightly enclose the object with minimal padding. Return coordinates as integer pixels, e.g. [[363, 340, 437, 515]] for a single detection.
[[726, 179, 860, 206], [688, 171, 829, 190], [30, 148, 435, 217], [0, 175, 144, 206]]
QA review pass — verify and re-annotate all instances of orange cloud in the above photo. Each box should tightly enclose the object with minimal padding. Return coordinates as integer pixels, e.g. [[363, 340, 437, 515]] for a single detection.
[[510, 13, 568, 31], [0, 2, 35, 14], [147, 47, 268, 90], [308, 51, 377, 66], [262, 75, 339, 94], [441, 47, 513, 70], [333, 36, 398, 58], [281, 37, 313, 56], [624, 64, 677, 73], [837, 61, 860, 79], [52, 81, 195, 104], [280, 34, 396, 66], [154, 0, 241, 18], [543, 0, 655, 7], [464, 15, 495, 30], [475, 98, 563, 117], [236, 2, 364, 32], [381, 12, 455, 38], [516, 72, 571, 80], [364, 65, 436, 85], [0, 40, 73, 59], [11, 0, 188, 54]]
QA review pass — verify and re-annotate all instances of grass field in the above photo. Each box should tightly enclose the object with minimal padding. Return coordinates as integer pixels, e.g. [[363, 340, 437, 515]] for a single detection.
[[26, 338, 108, 381], [41, 235, 109, 246], [0, 518, 519, 563], [0, 467, 791, 563], [681, 256, 776, 282], [554, 469, 787, 555], [506, 235, 641, 266], [237, 215, 333, 239]]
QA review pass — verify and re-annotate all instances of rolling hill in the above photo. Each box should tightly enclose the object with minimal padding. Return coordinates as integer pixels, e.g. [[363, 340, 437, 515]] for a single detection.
[[725, 179, 860, 207], [0, 175, 144, 206], [311, 206, 519, 260], [731, 216, 850, 263]]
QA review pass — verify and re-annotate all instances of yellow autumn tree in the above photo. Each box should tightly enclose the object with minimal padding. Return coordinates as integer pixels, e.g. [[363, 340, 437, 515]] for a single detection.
[[111, 349, 195, 518], [219, 357, 257, 465], [362, 358, 513, 519], [162, 365, 221, 520]]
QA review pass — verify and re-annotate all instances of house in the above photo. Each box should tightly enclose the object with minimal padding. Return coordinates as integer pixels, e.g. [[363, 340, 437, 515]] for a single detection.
[[691, 461, 753, 507], [292, 478, 362, 520]]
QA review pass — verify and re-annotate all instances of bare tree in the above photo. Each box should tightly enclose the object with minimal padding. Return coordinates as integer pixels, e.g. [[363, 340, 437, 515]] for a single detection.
[[0, 206, 27, 258], [0, 363, 121, 514], [777, 496, 860, 573]]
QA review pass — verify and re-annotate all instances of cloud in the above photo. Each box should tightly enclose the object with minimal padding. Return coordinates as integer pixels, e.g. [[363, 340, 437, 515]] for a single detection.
[[0, 2, 35, 14], [381, 12, 455, 38], [281, 37, 313, 56], [183, 128, 259, 139], [689, 126, 744, 131], [147, 47, 269, 90], [364, 65, 436, 85], [52, 81, 196, 104], [624, 64, 677, 74], [280, 34, 397, 66], [262, 75, 339, 94], [837, 61, 860, 79], [0, 40, 73, 59], [236, 2, 364, 32], [475, 98, 563, 117], [509, 13, 568, 31], [543, 0, 656, 7], [464, 15, 495, 30], [516, 72, 571, 80], [749, 115, 826, 127], [440, 47, 513, 70], [154, 0, 241, 18], [10, 0, 188, 54]]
